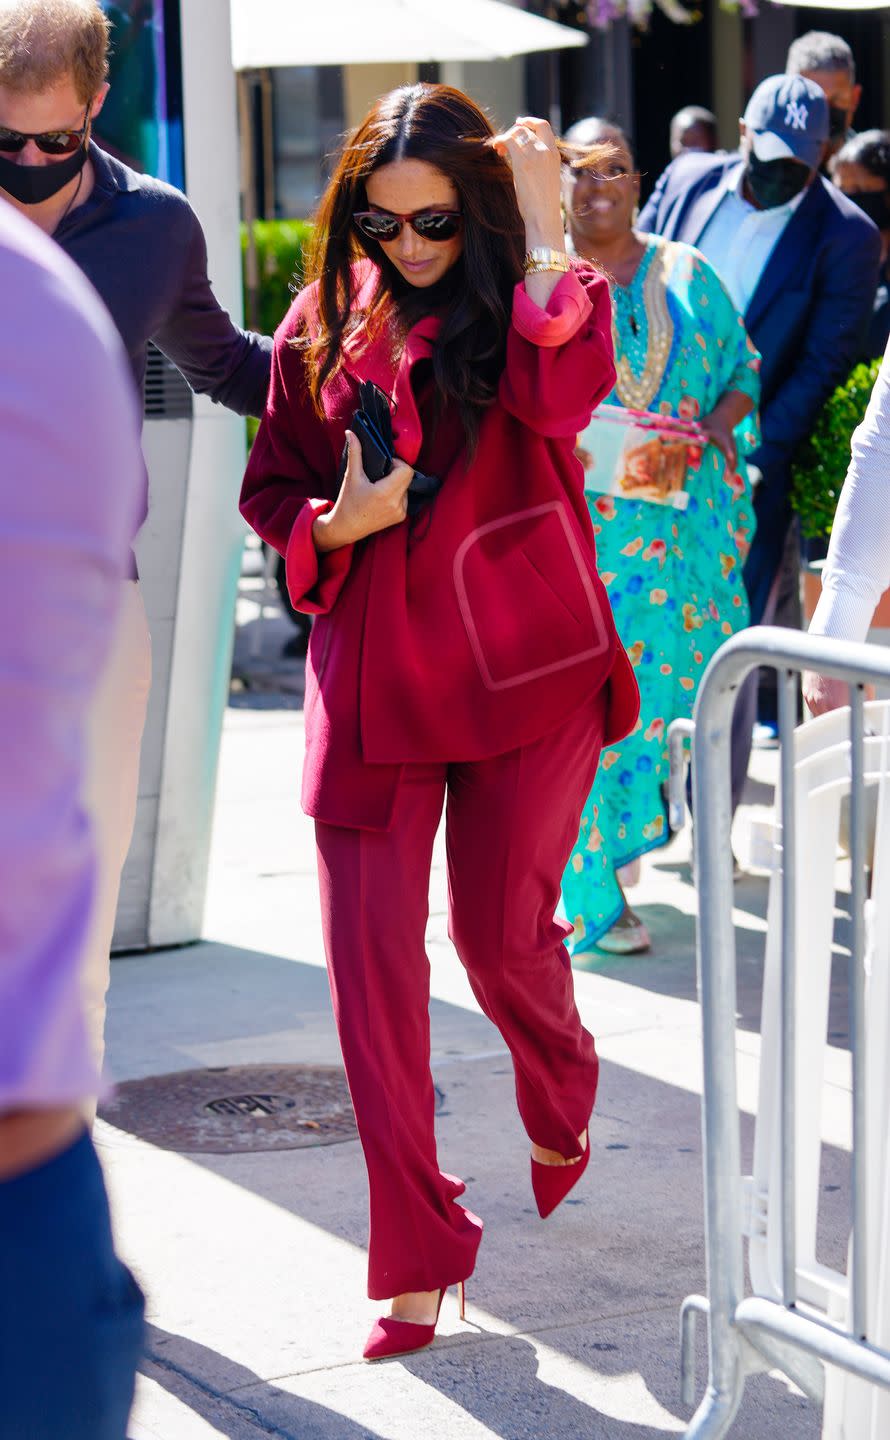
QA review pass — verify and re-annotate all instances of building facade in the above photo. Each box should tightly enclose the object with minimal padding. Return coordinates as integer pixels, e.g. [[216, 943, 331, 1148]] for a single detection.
[[241, 0, 890, 220]]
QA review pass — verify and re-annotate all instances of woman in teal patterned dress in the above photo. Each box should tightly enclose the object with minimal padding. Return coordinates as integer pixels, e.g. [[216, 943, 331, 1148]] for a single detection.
[[560, 119, 761, 958]]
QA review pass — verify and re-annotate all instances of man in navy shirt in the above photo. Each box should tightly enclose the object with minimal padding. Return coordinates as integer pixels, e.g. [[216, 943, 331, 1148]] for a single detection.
[[0, 0, 272, 1103]]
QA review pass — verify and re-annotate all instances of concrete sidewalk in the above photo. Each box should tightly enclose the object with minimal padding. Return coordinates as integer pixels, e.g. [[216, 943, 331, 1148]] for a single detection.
[[98, 597, 846, 1439]]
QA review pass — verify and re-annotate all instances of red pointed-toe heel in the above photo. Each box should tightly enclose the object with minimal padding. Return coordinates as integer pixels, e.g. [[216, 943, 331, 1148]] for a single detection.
[[363, 1281, 467, 1362], [531, 1134, 591, 1219]]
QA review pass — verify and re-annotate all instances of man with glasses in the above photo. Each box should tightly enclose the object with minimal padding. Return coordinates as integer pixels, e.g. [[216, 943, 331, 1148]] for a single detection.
[[0, 0, 272, 1108]]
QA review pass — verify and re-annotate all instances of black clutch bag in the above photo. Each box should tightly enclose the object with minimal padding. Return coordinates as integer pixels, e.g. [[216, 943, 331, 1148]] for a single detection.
[[339, 380, 442, 516]]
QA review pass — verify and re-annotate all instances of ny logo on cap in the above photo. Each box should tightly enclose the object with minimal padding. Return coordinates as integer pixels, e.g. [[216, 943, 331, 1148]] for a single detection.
[[785, 101, 809, 132]]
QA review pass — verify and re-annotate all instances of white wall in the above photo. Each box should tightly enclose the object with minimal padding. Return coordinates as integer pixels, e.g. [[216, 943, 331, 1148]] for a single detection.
[[117, 0, 248, 948]]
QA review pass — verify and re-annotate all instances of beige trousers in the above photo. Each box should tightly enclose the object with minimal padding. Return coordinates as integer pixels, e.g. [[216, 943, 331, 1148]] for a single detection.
[[82, 581, 152, 1099]]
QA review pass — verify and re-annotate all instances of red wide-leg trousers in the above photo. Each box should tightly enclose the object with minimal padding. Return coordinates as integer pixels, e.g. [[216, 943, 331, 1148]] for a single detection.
[[315, 691, 606, 1300]]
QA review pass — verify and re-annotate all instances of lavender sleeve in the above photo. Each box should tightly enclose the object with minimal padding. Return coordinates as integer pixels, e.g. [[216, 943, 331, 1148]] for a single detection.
[[0, 202, 142, 1110]]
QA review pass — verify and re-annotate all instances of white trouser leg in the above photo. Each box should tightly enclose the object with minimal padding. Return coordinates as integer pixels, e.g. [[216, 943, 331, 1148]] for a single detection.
[[82, 581, 152, 1104]]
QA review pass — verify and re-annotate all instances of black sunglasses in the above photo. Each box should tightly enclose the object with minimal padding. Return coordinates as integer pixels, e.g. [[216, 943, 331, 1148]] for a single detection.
[[0, 107, 90, 156], [353, 209, 463, 243]]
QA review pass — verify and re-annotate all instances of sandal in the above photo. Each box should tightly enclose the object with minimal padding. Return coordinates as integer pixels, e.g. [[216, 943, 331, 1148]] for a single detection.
[[594, 905, 651, 955]]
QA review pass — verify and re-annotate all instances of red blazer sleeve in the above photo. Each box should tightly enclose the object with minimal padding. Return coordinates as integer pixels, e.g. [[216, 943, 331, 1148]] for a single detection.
[[240, 294, 354, 615], [499, 265, 616, 439]]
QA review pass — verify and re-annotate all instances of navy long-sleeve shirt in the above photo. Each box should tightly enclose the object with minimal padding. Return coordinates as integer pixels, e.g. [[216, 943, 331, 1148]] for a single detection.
[[55, 142, 272, 417]]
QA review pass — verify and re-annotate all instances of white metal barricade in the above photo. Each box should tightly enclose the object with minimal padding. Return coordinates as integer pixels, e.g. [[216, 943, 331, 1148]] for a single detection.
[[670, 627, 890, 1439]]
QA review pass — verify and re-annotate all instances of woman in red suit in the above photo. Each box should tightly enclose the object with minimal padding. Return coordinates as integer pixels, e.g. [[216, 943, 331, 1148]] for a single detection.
[[240, 84, 639, 1361]]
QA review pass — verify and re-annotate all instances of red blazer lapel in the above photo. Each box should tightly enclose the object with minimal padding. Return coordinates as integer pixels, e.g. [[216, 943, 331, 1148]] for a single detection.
[[392, 315, 440, 464], [342, 302, 442, 468]]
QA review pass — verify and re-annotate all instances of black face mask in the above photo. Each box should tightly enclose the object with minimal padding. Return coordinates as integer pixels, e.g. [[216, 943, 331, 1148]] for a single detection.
[[828, 105, 850, 143], [745, 152, 812, 210], [0, 139, 88, 205], [846, 188, 890, 229]]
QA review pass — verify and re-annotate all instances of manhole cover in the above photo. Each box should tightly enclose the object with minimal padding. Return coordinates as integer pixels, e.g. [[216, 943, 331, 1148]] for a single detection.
[[99, 1066, 447, 1154], [97, 1065, 360, 1154]]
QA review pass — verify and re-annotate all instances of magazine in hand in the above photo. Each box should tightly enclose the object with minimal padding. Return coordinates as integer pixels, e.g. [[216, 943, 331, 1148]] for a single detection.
[[577, 404, 705, 510]]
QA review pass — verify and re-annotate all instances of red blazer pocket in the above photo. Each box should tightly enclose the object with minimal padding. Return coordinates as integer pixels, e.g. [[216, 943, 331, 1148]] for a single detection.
[[453, 502, 611, 691]]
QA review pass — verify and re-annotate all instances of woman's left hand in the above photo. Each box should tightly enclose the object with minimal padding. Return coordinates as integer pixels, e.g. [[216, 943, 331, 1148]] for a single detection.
[[698, 409, 738, 474], [490, 117, 565, 250]]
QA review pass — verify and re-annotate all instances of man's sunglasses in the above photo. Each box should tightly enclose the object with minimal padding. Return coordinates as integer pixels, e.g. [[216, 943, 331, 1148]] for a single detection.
[[0, 108, 90, 156], [353, 209, 463, 243]]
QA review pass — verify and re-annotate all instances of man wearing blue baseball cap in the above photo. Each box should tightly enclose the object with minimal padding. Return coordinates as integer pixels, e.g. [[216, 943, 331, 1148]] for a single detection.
[[743, 72, 830, 197], [639, 73, 879, 800]]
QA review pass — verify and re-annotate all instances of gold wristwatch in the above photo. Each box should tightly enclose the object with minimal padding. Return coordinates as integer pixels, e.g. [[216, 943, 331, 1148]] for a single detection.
[[523, 246, 572, 276]]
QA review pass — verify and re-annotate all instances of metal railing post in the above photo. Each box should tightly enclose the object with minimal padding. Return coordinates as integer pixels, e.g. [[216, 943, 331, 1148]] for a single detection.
[[849, 685, 869, 1341], [685, 655, 746, 1437], [676, 627, 890, 1438], [669, 718, 695, 833], [778, 670, 799, 1309]]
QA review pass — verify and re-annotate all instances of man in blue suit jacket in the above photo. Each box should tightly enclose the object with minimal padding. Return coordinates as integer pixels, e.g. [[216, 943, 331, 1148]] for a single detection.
[[639, 74, 880, 626]]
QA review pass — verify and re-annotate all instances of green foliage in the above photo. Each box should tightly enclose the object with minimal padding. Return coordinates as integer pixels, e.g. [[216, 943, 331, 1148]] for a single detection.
[[241, 219, 314, 450], [791, 358, 883, 540], [240, 218, 314, 339]]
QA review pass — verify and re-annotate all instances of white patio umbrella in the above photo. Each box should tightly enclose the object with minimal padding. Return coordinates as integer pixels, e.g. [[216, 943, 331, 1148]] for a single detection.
[[231, 0, 588, 72]]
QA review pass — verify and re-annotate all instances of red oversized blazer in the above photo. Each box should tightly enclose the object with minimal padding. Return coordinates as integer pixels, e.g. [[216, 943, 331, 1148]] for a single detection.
[[241, 262, 639, 831]]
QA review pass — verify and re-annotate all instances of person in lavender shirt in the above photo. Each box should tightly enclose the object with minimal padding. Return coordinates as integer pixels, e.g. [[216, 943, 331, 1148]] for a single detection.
[[0, 0, 272, 1106], [0, 195, 145, 1437]]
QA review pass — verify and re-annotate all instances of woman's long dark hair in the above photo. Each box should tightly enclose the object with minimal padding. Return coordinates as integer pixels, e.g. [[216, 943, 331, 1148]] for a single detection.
[[299, 83, 609, 452]]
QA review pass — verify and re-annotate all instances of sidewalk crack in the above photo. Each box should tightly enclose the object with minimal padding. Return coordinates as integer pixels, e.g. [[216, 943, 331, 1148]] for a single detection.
[[142, 1346, 299, 1440], [223, 1299, 683, 1388]]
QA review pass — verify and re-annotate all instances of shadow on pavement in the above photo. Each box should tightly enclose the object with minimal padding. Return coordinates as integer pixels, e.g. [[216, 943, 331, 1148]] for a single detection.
[[578, 872, 851, 1050], [142, 1325, 387, 1440], [406, 1326, 815, 1440], [229, 613, 306, 712], [103, 943, 836, 1440], [142, 1321, 701, 1440]]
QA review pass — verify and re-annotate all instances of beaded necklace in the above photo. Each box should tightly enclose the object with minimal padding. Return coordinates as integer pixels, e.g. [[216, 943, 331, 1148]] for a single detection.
[[611, 237, 676, 412]]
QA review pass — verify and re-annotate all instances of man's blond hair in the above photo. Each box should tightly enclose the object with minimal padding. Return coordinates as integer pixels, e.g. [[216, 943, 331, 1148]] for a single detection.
[[0, 0, 110, 103]]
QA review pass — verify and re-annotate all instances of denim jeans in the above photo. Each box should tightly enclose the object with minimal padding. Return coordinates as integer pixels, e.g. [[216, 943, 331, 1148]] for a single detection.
[[0, 1129, 144, 1439]]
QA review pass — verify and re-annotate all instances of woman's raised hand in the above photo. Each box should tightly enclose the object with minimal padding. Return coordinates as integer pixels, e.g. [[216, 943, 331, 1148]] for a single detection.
[[490, 117, 565, 251], [313, 430, 414, 552]]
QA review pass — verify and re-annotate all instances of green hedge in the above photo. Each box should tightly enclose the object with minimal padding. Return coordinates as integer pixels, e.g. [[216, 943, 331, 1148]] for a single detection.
[[240, 218, 314, 338], [241, 219, 313, 446], [791, 358, 883, 540]]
